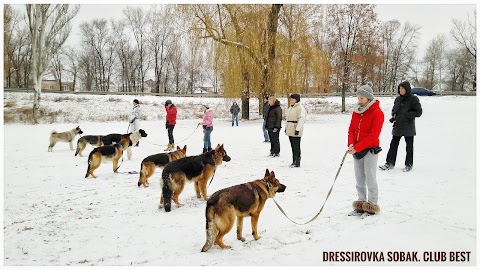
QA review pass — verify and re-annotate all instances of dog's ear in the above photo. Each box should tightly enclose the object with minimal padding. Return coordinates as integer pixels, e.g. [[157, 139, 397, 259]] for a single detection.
[[215, 144, 220, 150], [183, 145, 187, 152], [270, 170, 275, 178], [176, 146, 180, 150], [265, 169, 270, 178]]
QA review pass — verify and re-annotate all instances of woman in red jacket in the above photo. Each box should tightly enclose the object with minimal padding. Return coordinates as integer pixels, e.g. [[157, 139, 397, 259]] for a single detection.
[[347, 83, 384, 216], [164, 99, 177, 151]]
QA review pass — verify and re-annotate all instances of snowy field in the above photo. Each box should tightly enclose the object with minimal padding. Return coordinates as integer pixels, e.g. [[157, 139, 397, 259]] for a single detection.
[[2, 94, 477, 266]]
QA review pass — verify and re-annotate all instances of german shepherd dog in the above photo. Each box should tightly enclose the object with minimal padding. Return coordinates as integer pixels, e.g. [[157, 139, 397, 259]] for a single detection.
[[75, 135, 104, 157], [137, 145, 188, 188], [48, 126, 83, 152], [161, 144, 231, 212], [201, 169, 286, 252], [75, 129, 147, 158], [84, 138, 132, 178]]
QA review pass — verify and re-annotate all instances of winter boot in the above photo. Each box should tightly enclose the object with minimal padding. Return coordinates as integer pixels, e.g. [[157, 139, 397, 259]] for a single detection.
[[403, 165, 412, 172], [289, 157, 296, 167], [294, 157, 301, 167], [348, 201, 365, 216], [207, 147, 212, 151], [202, 148, 208, 153], [362, 201, 380, 214], [164, 144, 172, 151]]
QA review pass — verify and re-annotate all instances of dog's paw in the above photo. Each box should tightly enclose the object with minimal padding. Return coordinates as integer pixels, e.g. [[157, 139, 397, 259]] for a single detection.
[[253, 235, 261, 241], [237, 237, 246, 242]]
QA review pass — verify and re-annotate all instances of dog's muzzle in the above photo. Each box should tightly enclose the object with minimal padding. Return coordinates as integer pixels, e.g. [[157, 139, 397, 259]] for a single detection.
[[222, 154, 231, 162], [277, 184, 286, 193]]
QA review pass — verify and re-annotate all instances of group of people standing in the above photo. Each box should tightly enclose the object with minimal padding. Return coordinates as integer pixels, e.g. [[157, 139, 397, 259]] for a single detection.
[[129, 81, 422, 217], [263, 94, 306, 168]]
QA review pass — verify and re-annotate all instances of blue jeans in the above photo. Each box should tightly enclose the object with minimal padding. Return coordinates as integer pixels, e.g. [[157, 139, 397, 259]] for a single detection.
[[232, 114, 239, 126], [262, 120, 269, 141], [203, 127, 213, 149]]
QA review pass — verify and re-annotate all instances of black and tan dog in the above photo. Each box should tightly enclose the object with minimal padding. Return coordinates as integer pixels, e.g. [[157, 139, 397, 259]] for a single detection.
[[48, 126, 83, 152], [137, 145, 188, 188], [84, 137, 132, 178], [201, 169, 286, 252], [161, 144, 231, 212], [75, 129, 147, 158]]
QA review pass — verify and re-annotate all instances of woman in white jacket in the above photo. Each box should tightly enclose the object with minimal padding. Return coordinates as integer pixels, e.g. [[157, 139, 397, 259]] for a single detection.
[[130, 99, 142, 132], [285, 93, 306, 167]]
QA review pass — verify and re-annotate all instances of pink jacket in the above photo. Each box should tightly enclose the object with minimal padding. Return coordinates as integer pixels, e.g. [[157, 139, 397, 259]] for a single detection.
[[201, 109, 214, 127]]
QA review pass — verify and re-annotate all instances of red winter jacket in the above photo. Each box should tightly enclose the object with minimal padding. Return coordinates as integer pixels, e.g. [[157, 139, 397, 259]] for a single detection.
[[165, 105, 177, 125], [348, 100, 384, 152]]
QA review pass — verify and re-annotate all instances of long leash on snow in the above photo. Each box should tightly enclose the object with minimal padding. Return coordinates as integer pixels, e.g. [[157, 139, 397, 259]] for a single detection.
[[272, 150, 348, 225], [141, 124, 200, 148]]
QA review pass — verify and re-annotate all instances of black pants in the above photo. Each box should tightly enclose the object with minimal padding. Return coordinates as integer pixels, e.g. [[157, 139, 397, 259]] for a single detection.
[[167, 125, 175, 144], [386, 135, 414, 167], [289, 136, 301, 159], [268, 130, 280, 155]]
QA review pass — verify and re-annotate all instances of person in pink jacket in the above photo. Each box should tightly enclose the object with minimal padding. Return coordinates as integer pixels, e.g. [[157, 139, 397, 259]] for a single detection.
[[198, 105, 214, 153]]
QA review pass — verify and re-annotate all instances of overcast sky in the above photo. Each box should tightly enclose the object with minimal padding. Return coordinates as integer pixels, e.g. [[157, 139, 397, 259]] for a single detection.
[[10, 3, 476, 57]]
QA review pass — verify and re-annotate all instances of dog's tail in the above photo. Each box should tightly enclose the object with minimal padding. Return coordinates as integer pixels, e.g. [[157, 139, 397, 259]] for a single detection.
[[138, 162, 145, 187], [201, 197, 219, 252], [161, 170, 174, 212], [85, 151, 93, 178], [50, 130, 57, 135]]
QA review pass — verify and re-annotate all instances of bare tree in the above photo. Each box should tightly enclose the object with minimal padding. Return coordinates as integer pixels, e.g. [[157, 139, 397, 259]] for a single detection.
[[146, 5, 173, 93], [379, 21, 419, 92], [64, 46, 79, 91], [326, 4, 377, 112], [421, 35, 447, 90], [124, 6, 150, 92], [26, 4, 79, 111], [451, 9, 476, 91]]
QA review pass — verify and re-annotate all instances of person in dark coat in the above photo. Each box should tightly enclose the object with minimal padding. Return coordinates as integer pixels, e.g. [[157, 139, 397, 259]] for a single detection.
[[230, 101, 240, 126], [262, 96, 270, 142], [379, 81, 423, 172], [265, 96, 282, 157]]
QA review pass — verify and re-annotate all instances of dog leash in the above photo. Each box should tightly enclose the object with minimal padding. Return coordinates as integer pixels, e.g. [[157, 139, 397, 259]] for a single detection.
[[141, 124, 200, 147], [272, 150, 348, 225], [207, 170, 216, 188]]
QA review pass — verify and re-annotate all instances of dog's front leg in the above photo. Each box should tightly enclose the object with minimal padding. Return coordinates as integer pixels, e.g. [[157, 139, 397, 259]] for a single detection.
[[69, 141, 74, 150], [236, 216, 245, 241], [251, 213, 261, 240]]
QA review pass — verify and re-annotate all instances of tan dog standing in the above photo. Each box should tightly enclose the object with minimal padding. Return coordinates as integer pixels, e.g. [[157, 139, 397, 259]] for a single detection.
[[48, 126, 83, 152]]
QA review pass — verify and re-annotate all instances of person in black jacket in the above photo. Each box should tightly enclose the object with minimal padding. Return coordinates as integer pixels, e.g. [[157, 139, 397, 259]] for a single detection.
[[380, 81, 423, 172], [265, 96, 282, 157]]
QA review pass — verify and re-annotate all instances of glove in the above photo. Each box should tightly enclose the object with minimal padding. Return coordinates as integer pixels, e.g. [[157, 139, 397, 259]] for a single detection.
[[389, 117, 395, 123], [165, 122, 168, 129], [295, 130, 299, 136], [273, 128, 278, 132]]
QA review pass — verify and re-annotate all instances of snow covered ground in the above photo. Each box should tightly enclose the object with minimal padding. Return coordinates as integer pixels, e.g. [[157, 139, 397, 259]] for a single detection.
[[2, 94, 477, 266]]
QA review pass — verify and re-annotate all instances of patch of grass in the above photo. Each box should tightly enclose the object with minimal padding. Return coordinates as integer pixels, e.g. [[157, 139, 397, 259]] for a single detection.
[[4, 101, 16, 108], [107, 96, 123, 102]]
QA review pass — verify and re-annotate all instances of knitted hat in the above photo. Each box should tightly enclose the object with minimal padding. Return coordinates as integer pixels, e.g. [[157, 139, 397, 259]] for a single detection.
[[356, 84, 374, 100], [289, 93, 301, 102], [165, 99, 172, 105], [202, 104, 209, 109], [133, 99, 140, 104]]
